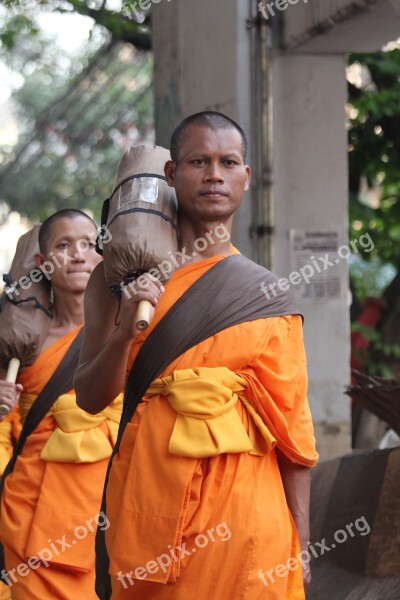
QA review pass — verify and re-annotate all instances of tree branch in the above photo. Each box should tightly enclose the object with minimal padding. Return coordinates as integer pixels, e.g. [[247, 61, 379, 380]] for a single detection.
[[61, 1, 152, 49]]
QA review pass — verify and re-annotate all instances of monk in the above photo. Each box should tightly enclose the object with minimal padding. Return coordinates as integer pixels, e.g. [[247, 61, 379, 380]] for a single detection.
[[75, 112, 318, 600], [0, 209, 122, 600]]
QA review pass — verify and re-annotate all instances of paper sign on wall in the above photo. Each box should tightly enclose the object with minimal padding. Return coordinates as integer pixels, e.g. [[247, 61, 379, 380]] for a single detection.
[[289, 230, 341, 302]]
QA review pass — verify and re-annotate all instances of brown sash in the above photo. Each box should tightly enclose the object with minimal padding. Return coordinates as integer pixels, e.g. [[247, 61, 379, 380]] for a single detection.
[[95, 254, 302, 599]]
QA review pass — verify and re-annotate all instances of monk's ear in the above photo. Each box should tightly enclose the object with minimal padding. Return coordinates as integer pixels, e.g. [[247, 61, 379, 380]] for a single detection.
[[244, 165, 251, 191], [34, 252, 46, 269], [164, 160, 176, 187]]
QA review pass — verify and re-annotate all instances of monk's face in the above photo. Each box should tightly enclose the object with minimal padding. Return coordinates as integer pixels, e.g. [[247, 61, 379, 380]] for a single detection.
[[165, 125, 251, 225], [37, 216, 101, 294]]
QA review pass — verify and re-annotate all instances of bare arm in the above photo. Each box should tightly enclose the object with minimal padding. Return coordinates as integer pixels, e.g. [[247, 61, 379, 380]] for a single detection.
[[74, 262, 164, 414], [277, 449, 312, 590]]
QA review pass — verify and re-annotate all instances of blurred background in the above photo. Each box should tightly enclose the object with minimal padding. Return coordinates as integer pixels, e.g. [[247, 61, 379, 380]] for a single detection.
[[2, 2, 400, 596], [1, 0, 400, 457]]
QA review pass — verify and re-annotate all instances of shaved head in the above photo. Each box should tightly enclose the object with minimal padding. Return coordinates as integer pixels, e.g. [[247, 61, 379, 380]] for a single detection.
[[39, 209, 96, 254], [170, 111, 248, 163]]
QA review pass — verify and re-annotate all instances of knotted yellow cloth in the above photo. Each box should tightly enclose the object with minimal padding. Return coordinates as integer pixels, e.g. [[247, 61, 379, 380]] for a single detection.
[[19, 392, 123, 463], [145, 367, 276, 458]]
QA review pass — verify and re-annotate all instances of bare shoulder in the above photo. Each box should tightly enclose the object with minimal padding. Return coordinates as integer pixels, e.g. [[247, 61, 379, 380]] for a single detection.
[[81, 262, 119, 362]]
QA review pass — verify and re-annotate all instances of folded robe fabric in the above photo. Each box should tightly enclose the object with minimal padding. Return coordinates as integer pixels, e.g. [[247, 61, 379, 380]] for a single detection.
[[19, 393, 121, 463], [105, 251, 318, 600], [0, 409, 21, 476], [146, 367, 276, 457], [0, 328, 122, 600]]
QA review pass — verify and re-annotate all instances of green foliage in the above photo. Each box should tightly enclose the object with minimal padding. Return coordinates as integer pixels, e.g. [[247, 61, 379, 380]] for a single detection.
[[0, 7, 154, 221], [0, 12, 40, 52], [348, 49, 400, 376], [351, 322, 400, 377], [350, 256, 395, 302], [348, 49, 400, 268], [1, 0, 151, 49]]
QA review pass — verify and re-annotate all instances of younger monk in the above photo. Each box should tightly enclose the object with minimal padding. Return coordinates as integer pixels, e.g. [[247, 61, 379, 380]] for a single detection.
[[75, 112, 318, 599], [0, 209, 122, 600]]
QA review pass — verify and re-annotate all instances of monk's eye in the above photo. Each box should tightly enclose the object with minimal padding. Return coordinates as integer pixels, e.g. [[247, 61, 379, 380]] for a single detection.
[[57, 242, 69, 249]]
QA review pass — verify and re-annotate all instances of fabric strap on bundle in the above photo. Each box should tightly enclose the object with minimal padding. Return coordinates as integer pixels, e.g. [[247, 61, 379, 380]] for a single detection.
[[99, 145, 178, 293]]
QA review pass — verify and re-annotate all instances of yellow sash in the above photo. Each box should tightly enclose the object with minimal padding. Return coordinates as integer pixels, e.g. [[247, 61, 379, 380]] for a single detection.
[[146, 367, 276, 458], [19, 392, 123, 463]]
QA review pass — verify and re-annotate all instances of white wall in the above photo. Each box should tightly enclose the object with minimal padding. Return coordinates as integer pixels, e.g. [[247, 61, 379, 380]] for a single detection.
[[273, 54, 351, 437]]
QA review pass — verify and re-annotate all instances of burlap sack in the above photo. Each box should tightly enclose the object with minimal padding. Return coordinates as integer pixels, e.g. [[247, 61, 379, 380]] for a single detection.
[[0, 225, 52, 370], [101, 145, 178, 293]]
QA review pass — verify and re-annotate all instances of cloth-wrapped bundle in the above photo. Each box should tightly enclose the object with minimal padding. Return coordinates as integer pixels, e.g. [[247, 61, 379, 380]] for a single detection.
[[99, 144, 178, 297], [0, 225, 52, 371]]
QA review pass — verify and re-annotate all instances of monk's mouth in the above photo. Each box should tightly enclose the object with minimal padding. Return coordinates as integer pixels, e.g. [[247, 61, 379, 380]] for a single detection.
[[201, 192, 229, 199]]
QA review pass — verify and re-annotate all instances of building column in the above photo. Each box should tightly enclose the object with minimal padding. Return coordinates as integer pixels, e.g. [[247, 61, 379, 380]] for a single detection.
[[273, 53, 351, 457]]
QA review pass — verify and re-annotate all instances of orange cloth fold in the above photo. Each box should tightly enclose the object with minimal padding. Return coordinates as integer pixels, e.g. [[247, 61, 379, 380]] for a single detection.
[[0, 327, 122, 600], [19, 392, 122, 462], [146, 367, 276, 457], [0, 407, 21, 477], [0, 585, 10, 600], [107, 254, 318, 600]]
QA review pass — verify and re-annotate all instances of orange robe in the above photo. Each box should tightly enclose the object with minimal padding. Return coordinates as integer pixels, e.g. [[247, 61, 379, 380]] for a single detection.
[[106, 254, 318, 600], [0, 327, 122, 600], [0, 409, 21, 600], [0, 407, 21, 477], [0, 577, 11, 599]]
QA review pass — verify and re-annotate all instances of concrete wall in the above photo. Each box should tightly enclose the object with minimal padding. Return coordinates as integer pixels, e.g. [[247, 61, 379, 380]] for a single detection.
[[282, 0, 400, 52], [152, 0, 254, 257], [272, 53, 351, 456]]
